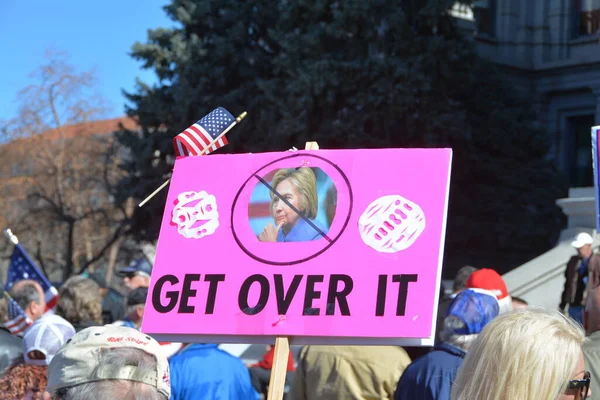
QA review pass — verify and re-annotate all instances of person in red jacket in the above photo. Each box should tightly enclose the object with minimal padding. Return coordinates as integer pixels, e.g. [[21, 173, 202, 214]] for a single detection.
[[248, 345, 295, 396]]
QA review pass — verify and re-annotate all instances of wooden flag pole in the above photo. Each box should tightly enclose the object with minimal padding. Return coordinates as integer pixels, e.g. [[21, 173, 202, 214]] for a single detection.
[[266, 141, 319, 400], [138, 180, 171, 208], [138, 111, 247, 208]]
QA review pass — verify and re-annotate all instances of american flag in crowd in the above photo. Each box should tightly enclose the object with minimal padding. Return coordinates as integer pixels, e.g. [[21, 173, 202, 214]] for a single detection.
[[5, 295, 32, 336], [6, 244, 59, 312], [173, 107, 234, 157]]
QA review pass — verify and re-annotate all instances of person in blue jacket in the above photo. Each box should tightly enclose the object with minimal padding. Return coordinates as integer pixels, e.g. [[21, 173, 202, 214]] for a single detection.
[[169, 343, 260, 400], [258, 167, 328, 243], [394, 288, 500, 400]]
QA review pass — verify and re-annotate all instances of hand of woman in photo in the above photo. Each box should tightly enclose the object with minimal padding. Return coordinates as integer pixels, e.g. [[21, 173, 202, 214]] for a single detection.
[[259, 222, 283, 242]]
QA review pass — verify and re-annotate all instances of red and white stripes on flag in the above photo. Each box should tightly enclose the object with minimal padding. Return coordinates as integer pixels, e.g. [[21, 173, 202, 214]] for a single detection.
[[173, 107, 234, 157], [173, 122, 229, 156], [45, 286, 59, 312], [5, 296, 33, 336], [6, 314, 32, 336]]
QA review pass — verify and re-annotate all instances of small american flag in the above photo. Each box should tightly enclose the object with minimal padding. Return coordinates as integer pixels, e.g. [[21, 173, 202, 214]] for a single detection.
[[173, 107, 234, 157], [5, 295, 32, 336], [6, 244, 59, 312]]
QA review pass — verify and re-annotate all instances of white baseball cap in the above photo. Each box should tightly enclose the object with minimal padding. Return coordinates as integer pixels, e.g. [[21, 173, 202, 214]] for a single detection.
[[22, 314, 75, 366], [46, 325, 170, 398], [571, 233, 594, 249]]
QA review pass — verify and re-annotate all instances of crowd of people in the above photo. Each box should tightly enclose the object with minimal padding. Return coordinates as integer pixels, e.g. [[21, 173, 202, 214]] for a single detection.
[[0, 231, 598, 399]]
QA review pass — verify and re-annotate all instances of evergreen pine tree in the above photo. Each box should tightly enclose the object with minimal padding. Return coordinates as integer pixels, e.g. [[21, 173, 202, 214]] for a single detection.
[[118, 0, 567, 273]]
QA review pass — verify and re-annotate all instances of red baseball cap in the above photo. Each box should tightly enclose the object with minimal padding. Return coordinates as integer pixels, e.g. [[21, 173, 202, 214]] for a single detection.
[[466, 269, 508, 299], [466, 268, 512, 313]]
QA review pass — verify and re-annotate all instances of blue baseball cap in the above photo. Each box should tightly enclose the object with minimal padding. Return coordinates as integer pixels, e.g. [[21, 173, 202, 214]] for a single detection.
[[444, 288, 499, 335], [116, 258, 152, 277]]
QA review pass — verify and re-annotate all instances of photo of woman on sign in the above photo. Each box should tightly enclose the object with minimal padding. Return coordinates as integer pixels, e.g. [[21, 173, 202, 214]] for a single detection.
[[257, 167, 331, 243]]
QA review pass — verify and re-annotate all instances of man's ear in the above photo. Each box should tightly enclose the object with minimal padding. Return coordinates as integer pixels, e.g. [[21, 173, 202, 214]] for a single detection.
[[137, 305, 146, 320], [27, 301, 39, 318], [42, 391, 53, 400]]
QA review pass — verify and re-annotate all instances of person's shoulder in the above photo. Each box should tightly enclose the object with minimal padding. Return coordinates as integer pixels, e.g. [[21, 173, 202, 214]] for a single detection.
[[400, 348, 460, 378], [212, 347, 249, 368], [171, 344, 243, 363], [372, 345, 410, 356], [397, 355, 426, 383], [105, 288, 125, 300], [590, 253, 600, 266], [309, 345, 405, 362], [430, 346, 464, 362], [374, 346, 412, 366], [169, 345, 197, 365], [294, 345, 336, 363], [583, 331, 600, 350], [0, 328, 22, 345]]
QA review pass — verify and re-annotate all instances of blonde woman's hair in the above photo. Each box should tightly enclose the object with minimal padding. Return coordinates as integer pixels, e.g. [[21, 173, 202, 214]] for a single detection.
[[270, 168, 318, 219], [451, 307, 585, 400]]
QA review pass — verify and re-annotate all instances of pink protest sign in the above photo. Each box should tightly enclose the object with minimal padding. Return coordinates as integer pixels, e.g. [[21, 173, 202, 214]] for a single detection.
[[142, 148, 452, 345]]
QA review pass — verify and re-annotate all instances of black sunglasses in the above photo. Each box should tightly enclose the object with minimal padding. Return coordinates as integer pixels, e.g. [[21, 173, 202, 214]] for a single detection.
[[567, 371, 591, 399]]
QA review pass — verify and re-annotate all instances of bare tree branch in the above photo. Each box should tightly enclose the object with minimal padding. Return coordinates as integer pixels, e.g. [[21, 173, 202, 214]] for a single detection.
[[79, 219, 130, 274], [1, 50, 131, 282]]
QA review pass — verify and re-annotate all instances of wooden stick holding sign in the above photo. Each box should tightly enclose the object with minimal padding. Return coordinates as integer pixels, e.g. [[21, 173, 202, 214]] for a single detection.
[[267, 336, 291, 400], [304, 141, 319, 150], [266, 141, 320, 400]]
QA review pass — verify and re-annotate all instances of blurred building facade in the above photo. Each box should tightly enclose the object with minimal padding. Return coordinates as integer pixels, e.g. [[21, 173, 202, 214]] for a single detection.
[[455, 0, 600, 188], [453, 0, 600, 308]]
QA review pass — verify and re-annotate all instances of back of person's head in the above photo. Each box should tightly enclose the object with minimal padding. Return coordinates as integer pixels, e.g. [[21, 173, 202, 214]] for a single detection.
[[10, 280, 45, 320], [125, 287, 148, 325], [49, 348, 166, 400], [451, 307, 585, 400], [45, 325, 170, 400], [10, 280, 43, 309], [86, 272, 107, 289], [127, 287, 148, 308], [440, 288, 499, 351], [55, 276, 102, 328], [511, 296, 529, 310], [0, 363, 48, 399], [101, 288, 126, 325], [453, 265, 478, 293], [23, 314, 75, 366]]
